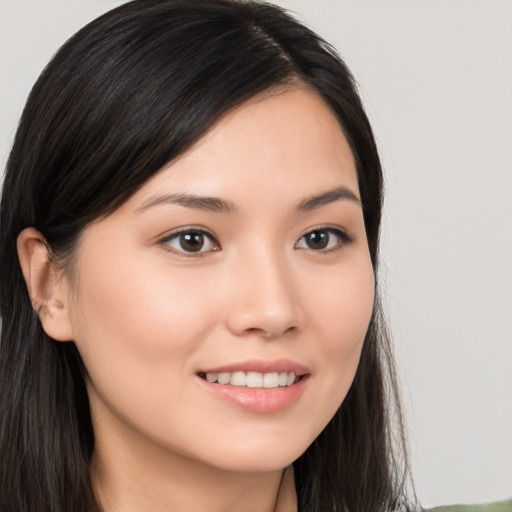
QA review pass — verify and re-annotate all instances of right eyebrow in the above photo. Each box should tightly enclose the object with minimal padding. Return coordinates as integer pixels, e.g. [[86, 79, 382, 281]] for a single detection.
[[296, 185, 361, 211], [134, 193, 237, 215]]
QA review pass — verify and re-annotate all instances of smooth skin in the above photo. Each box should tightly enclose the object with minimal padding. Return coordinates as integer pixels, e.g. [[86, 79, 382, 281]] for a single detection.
[[18, 86, 375, 512]]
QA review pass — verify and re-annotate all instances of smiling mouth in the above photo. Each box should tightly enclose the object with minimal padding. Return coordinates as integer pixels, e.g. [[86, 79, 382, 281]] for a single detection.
[[197, 371, 303, 388]]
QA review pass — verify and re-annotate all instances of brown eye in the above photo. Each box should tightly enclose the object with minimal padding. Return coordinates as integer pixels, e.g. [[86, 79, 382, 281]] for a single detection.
[[179, 232, 205, 252], [295, 228, 351, 252], [163, 230, 219, 255], [303, 230, 330, 250]]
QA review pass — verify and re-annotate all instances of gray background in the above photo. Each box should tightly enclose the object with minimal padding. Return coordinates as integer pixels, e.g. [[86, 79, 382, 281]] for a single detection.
[[1, 0, 511, 507]]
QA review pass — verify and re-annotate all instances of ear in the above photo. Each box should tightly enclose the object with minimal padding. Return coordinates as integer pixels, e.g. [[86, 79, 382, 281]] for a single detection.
[[17, 227, 74, 342]]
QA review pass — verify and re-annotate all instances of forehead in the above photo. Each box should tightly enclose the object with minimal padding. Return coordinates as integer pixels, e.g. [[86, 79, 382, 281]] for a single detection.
[[122, 86, 359, 213]]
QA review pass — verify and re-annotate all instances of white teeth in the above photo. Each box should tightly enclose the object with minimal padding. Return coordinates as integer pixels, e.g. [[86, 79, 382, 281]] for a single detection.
[[206, 372, 218, 383], [263, 372, 279, 388], [217, 372, 231, 385], [230, 371, 246, 387], [246, 371, 263, 388], [204, 371, 298, 388]]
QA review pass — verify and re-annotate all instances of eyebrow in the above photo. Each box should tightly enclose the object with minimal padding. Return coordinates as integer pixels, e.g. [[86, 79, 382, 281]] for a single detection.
[[135, 193, 237, 214], [296, 186, 360, 211], [135, 185, 360, 215]]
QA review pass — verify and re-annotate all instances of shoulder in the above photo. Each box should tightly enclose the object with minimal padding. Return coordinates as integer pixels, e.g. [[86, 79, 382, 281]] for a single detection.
[[427, 499, 512, 512]]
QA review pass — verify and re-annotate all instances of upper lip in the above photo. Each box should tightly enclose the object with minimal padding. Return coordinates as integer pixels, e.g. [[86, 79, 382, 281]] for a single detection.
[[198, 359, 310, 376]]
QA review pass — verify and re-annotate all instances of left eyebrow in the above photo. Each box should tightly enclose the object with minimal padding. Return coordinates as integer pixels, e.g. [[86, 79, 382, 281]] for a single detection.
[[296, 186, 361, 211]]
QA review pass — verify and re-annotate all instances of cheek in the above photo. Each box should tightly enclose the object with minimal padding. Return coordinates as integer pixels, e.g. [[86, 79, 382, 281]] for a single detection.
[[304, 257, 375, 401], [68, 250, 231, 453], [69, 249, 221, 393], [79, 246, 211, 325], [310, 259, 375, 350]]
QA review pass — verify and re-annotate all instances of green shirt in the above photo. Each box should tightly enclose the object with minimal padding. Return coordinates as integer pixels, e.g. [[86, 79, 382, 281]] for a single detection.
[[428, 499, 512, 512]]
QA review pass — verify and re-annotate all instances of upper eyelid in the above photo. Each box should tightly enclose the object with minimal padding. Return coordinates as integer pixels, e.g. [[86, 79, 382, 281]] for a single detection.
[[299, 224, 351, 238], [295, 226, 353, 249], [159, 226, 218, 241], [158, 227, 221, 257]]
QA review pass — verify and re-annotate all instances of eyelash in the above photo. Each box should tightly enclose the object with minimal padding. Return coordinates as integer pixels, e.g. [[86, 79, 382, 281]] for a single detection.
[[295, 226, 354, 253], [159, 226, 353, 257], [160, 228, 220, 258]]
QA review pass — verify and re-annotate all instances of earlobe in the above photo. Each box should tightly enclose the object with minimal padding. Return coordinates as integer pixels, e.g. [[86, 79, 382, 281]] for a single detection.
[[17, 227, 74, 342]]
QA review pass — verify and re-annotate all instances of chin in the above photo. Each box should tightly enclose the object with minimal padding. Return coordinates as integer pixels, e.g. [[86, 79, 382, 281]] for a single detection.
[[209, 452, 301, 473], [191, 431, 313, 473]]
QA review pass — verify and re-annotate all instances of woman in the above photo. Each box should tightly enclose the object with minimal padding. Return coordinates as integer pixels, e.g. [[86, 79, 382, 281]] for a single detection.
[[0, 0, 422, 510]]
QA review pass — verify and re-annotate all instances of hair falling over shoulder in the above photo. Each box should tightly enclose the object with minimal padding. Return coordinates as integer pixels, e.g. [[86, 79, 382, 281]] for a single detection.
[[0, 1, 419, 511]]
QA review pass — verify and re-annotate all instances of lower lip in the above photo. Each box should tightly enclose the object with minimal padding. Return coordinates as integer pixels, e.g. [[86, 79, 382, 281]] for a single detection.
[[197, 376, 309, 413]]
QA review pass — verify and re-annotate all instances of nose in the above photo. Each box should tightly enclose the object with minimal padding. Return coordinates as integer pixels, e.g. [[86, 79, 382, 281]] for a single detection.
[[224, 247, 303, 339]]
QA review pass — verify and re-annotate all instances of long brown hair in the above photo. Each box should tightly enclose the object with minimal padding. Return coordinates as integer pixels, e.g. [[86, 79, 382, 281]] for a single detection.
[[0, 1, 416, 510]]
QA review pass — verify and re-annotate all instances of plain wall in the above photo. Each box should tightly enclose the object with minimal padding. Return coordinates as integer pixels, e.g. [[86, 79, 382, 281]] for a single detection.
[[1, 0, 511, 507]]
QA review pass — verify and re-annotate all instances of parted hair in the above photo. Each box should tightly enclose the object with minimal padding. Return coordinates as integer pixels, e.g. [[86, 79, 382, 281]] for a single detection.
[[0, 1, 416, 511]]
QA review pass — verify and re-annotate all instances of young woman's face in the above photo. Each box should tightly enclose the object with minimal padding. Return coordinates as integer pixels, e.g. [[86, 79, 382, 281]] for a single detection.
[[65, 87, 375, 473]]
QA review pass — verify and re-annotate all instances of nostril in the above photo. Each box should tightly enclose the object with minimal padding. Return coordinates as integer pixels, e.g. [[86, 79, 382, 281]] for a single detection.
[[245, 325, 297, 339]]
